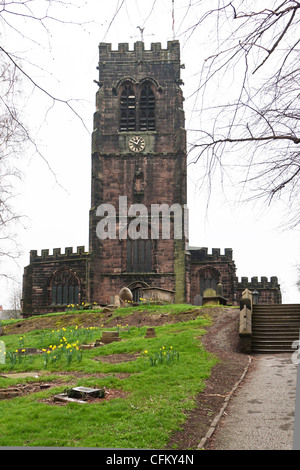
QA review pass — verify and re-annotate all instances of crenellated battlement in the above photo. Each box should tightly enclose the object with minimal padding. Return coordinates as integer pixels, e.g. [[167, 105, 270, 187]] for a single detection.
[[98, 40, 180, 62], [30, 246, 89, 263], [189, 247, 233, 262], [235, 276, 280, 289]]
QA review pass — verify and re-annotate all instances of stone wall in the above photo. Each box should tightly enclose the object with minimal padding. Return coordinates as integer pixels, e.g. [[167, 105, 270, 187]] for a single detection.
[[189, 248, 282, 305], [235, 276, 282, 304], [189, 247, 237, 304], [22, 247, 89, 316]]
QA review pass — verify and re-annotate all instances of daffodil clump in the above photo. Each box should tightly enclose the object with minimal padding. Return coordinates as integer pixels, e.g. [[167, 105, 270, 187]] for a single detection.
[[116, 324, 130, 334], [65, 301, 99, 312], [139, 297, 155, 305], [4, 325, 102, 370], [44, 325, 99, 349], [42, 338, 82, 368], [144, 346, 179, 367], [39, 326, 102, 368]]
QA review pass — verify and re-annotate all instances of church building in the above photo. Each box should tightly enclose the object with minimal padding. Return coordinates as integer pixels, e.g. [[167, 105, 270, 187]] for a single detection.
[[21, 41, 281, 316]]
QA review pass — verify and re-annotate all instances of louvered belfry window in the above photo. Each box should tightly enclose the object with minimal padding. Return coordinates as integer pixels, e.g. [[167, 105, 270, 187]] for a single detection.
[[119, 82, 155, 132], [120, 84, 136, 131], [139, 83, 155, 131]]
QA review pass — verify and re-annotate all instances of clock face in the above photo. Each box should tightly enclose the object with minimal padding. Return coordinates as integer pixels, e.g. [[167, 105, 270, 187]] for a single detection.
[[129, 136, 145, 153]]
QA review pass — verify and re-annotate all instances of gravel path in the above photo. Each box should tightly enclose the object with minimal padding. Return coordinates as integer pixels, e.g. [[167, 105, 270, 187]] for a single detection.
[[209, 353, 298, 450]]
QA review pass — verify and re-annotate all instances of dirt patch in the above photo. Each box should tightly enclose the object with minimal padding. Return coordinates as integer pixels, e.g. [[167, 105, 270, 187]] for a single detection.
[[165, 307, 250, 450], [94, 352, 141, 363], [0, 379, 69, 399]]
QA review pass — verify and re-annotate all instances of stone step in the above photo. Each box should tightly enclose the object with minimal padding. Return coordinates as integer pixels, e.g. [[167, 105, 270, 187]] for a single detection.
[[252, 339, 296, 348], [252, 348, 295, 353], [253, 319, 300, 323], [253, 309, 300, 315], [254, 304, 300, 309], [253, 315, 300, 321], [250, 304, 300, 353], [253, 325, 299, 330], [252, 332, 299, 338]]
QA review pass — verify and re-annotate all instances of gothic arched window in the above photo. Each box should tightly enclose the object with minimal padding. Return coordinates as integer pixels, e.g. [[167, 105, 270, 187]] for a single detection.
[[51, 270, 80, 305], [119, 81, 156, 132], [199, 266, 220, 296], [120, 84, 136, 131], [139, 83, 155, 131]]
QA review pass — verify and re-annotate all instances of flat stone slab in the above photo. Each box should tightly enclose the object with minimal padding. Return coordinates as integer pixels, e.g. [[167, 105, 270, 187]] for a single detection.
[[0, 372, 40, 379], [80, 343, 95, 350], [54, 386, 105, 403], [54, 394, 86, 404]]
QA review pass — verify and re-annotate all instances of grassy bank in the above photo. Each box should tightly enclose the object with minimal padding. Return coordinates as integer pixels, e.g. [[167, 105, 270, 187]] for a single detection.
[[0, 305, 218, 448]]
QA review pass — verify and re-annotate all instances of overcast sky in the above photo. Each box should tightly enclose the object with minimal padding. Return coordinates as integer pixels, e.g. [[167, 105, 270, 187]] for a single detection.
[[0, 0, 299, 308]]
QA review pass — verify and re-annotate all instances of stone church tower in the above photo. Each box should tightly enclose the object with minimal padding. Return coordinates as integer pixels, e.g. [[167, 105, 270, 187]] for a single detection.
[[21, 40, 281, 316], [89, 41, 189, 305]]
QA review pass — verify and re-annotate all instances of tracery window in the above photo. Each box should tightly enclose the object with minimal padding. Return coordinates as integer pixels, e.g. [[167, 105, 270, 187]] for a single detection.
[[139, 83, 155, 131], [120, 84, 136, 131], [51, 270, 79, 305]]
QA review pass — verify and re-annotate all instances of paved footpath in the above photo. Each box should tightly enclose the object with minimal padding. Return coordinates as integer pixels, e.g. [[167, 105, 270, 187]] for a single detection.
[[209, 353, 298, 450]]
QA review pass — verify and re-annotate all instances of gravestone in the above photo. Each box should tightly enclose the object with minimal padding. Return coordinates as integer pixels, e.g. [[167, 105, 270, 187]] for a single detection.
[[96, 331, 121, 345], [0, 340, 5, 364], [145, 328, 156, 338], [202, 287, 227, 306], [193, 294, 202, 306], [216, 283, 223, 296], [119, 287, 133, 307]]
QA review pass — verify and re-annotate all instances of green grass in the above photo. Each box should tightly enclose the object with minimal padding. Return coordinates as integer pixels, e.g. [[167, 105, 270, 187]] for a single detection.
[[0, 305, 219, 448]]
